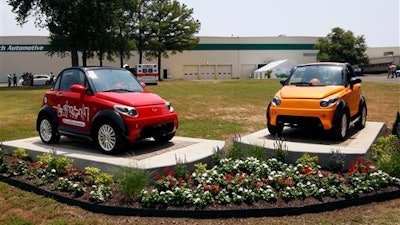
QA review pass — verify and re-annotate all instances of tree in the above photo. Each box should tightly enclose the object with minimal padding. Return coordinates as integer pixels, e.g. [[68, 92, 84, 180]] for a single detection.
[[144, 0, 200, 80], [8, 0, 122, 66], [314, 27, 369, 65]]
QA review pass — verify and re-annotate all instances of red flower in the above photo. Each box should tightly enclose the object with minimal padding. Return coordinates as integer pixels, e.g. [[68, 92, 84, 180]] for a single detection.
[[185, 173, 191, 183], [177, 177, 183, 186]]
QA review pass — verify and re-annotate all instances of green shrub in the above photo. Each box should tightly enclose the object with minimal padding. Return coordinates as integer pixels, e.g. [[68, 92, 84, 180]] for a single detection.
[[85, 166, 113, 186], [37, 153, 54, 165], [194, 163, 207, 175], [296, 152, 319, 169], [174, 155, 190, 178], [12, 148, 30, 160], [371, 135, 399, 162], [227, 135, 244, 160], [273, 138, 288, 163], [117, 167, 149, 198], [328, 149, 345, 172], [377, 150, 400, 178], [49, 156, 73, 174], [211, 146, 225, 165], [248, 144, 267, 161]]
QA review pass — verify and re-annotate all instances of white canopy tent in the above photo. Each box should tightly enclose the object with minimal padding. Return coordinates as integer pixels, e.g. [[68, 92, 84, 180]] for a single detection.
[[253, 59, 298, 79]]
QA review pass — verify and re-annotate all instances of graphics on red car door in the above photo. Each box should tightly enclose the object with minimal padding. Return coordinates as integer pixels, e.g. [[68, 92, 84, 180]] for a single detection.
[[53, 101, 90, 128], [53, 69, 91, 131]]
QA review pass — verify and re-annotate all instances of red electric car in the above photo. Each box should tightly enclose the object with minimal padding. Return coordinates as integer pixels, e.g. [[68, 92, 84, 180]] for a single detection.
[[36, 67, 178, 154]]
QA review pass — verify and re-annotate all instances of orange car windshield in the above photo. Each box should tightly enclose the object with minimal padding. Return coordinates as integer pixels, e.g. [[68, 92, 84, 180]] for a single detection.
[[288, 65, 343, 86]]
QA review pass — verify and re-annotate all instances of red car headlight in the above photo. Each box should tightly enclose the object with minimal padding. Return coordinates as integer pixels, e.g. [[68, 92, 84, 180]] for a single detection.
[[114, 105, 139, 117]]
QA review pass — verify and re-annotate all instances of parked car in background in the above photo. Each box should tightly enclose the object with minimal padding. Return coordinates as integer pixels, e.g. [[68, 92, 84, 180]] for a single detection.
[[353, 67, 363, 76], [18, 74, 51, 86], [36, 67, 178, 154], [266, 62, 367, 140]]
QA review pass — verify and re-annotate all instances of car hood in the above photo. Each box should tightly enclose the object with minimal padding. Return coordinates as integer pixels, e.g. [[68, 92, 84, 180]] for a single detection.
[[279, 85, 345, 99], [96, 91, 166, 106]]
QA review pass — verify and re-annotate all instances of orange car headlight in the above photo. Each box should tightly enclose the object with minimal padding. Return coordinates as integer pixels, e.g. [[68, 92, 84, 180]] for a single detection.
[[320, 97, 338, 108], [272, 96, 281, 106]]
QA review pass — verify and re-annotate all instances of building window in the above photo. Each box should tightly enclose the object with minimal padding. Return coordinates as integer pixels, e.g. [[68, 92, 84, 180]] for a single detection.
[[384, 51, 394, 56]]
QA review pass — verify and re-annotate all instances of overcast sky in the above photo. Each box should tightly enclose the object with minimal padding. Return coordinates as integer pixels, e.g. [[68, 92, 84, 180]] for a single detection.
[[1, 0, 399, 47]]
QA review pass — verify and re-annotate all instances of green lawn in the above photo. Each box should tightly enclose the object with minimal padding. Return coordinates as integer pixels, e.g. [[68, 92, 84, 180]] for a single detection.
[[0, 79, 399, 225]]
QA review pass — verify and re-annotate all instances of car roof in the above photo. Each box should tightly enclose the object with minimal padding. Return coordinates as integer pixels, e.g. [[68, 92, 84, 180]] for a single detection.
[[64, 66, 123, 71], [297, 62, 351, 67]]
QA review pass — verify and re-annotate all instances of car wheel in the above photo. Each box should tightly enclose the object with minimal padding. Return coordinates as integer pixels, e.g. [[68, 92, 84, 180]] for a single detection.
[[95, 121, 127, 155], [355, 103, 367, 129], [332, 112, 349, 141], [153, 133, 175, 143], [38, 115, 60, 144], [266, 105, 283, 136]]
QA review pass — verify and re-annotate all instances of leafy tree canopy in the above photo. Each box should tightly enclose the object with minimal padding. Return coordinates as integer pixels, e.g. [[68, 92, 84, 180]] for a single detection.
[[315, 27, 369, 65]]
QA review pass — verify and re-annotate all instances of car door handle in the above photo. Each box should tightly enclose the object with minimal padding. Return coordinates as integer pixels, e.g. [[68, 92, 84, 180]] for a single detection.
[[55, 92, 63, 97]]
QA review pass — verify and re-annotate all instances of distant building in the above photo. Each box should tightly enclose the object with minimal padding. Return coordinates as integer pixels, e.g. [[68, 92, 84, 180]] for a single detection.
[[0, 36, 399, 81]]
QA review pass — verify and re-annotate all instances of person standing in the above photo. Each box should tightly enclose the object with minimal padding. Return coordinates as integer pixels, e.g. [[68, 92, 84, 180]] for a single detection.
[[7, 73, 12, 87], [49, 72, 54, 85], [13, 73, 17, 86]]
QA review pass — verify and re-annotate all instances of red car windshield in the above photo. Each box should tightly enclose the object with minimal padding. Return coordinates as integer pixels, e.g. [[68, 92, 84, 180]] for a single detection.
[[88, 68, 144, 93]]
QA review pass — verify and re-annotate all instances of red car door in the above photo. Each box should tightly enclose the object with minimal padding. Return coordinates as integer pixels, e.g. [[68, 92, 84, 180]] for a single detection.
[[52, 69, 91, 133]]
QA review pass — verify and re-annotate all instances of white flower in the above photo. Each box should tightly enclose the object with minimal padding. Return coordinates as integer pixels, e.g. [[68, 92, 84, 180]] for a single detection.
[[318, 188, 326, 193], [51, 169, 56, 173]]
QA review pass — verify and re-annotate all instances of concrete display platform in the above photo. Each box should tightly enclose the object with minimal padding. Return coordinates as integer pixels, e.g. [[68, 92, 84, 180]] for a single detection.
[[2, 136, 225, 175], [2, 122, 384, 174], [235, 122, 386, 168]]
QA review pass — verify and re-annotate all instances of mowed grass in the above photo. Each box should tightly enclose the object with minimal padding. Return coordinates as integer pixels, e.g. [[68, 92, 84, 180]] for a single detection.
[[0, 79, 399, 225]]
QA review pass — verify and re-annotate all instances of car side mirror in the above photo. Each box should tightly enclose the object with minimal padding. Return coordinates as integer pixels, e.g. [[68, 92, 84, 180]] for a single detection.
[[70, 84, 86, 94], [279, 79, 287, 86], [349, 77, 362, 85]]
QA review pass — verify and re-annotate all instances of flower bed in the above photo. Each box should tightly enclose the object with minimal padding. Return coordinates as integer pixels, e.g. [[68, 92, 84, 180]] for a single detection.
[[1, 147, 400, 218]]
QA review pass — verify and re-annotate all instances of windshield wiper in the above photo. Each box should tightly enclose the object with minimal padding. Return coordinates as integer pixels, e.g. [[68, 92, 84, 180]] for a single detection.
[[103, 88, 133, 92], [289, 82, 312, 86]]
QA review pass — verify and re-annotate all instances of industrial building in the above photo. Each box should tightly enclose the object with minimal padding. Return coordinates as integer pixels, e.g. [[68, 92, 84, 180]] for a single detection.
[[0, 35, 399, 82]]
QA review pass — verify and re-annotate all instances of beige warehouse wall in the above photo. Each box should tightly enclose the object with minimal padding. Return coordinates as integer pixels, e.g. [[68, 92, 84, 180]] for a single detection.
[[2, 35, 397, 82]]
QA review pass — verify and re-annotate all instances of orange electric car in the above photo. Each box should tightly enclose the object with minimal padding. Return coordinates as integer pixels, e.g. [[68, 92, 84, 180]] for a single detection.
[[266, 62, 367, 140]]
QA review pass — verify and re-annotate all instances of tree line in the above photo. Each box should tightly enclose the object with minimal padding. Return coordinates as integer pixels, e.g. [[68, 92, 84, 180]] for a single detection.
[[8, 0, 201, 79], [8, 0, 370, 76]]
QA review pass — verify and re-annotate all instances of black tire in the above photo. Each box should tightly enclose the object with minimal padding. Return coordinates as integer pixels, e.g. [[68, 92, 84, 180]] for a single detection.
[[94, 121, 127, 155], [266, 104, 283, 136], [332, 112, 349, 141], [267, 123, 283, 136], [38, 115, 60, 144], [355, 103, 367, 129], [153, 132, 175, 143]]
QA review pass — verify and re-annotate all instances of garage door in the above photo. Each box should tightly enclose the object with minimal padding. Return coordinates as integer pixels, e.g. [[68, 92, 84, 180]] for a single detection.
[[183, 65, 199, 80], [216, 65, 232, 79], [199, 65, 215, 80]]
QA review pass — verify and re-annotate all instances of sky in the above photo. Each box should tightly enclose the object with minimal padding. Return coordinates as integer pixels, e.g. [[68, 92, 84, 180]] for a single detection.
[[1, 0, 399, 47]]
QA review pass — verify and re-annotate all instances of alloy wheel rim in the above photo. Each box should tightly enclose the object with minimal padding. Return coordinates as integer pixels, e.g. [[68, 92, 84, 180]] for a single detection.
[[98, 124, 116, 151], [341, 114, 347, 137], [40, 119, 52, 142], [361, 106, 367, 126]]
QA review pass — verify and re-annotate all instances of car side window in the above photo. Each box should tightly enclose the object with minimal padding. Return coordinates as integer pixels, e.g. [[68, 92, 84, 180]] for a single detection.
[[59, 69, 84, 91]]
